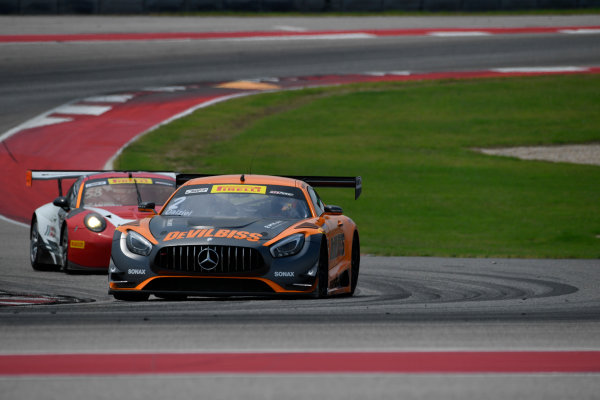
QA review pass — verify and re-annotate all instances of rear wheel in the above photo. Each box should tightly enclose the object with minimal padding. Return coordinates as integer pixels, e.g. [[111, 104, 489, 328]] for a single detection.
[[59, 225, 70, 273], [30, 220, 54, 271], [349, 232, 360, 295]]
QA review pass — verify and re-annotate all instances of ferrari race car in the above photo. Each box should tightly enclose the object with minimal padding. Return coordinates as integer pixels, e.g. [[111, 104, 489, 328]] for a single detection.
[[109, 174, 361, 300], [29, 171, 176, 272]]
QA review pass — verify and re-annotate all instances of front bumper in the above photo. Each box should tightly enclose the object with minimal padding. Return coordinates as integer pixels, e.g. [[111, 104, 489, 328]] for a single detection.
[[108, 232, 322, 297]]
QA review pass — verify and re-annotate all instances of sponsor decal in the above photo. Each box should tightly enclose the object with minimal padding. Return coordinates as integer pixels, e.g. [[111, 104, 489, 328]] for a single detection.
[[185, 188, 209, 195], [329, 233, 345, 260], [212, 185, 266, 194], [44, 225, 56, 238], [85, 181, 107, 188], [274, 271, 295, 277], [269, 190, 294, 197], [163, 229, 262, 242], [264, 220, 284, 229], [128, 269, 146, 275], [108, 178, 152, 185], [167, 209, 192, 217], [164, 197, 187, 216], [70, 240, 85, 249]]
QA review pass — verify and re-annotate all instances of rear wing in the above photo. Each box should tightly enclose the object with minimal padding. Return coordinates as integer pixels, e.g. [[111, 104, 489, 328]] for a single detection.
[[176, 174, 362, 200], [288, 176, 362, 200], [26, 170, 176, 196]]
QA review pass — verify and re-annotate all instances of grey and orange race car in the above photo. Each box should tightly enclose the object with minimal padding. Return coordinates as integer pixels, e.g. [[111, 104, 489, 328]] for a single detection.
[[108, 174, 361, 300]]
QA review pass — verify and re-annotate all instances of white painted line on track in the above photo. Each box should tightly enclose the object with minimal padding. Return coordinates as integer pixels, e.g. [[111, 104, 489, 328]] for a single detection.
[[560, 28, 600, 34], [83, 94, 134, 103], [15, 115, 72, 130], [388, 71, 412, 76], [365, 71, 411, 76], [492, 66, 589, 73], [53, 104, 112, 116], [225, 33, 376, 41], [143, 86, 187, 92], [273, 25, 308, 32], [428, 31, 491, 37], [0, 111, 73, 142]]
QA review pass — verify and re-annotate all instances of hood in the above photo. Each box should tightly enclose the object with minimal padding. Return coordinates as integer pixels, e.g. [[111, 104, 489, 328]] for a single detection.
[[149, 216, 298, 245]]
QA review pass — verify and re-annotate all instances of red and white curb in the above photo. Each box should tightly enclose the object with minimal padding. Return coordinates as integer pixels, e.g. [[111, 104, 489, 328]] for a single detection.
[[1, 351, 599, 375], [0, 291, 90, 306], [0, 26, 599, 43]]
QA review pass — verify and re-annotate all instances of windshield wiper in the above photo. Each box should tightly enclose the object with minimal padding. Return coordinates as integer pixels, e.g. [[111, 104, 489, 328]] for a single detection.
[[129, 172, 143, 206]]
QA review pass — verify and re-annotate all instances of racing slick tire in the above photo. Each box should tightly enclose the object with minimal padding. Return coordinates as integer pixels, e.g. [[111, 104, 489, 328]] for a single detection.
[[113, 292, 150, 301], [350, 231, 360, 296], [315, 239, 329, 298], [30, 220, 56, 271], [59, 225, 71, 273]]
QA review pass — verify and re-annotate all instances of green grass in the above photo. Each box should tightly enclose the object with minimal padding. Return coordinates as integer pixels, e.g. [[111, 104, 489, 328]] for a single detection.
[[116, 75, 600, 258]]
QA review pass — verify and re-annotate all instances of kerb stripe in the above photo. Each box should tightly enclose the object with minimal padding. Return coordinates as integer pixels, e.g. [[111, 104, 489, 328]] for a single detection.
[[1, 351, 599, 375]]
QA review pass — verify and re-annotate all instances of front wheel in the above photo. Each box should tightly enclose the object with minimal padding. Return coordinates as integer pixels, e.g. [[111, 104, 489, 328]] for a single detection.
[[315, 240, 329, 298]]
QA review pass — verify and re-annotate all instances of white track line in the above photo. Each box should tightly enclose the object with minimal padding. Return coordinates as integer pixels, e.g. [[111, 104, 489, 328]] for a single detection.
[[560, 28, 600, 35], [53, 104, 112, 116], [83, 94, 134, 103], [227, 33, 376, 41], [428, 31, 491, 37], [492, 66, 589, 73], [143, 86, 186, 92]]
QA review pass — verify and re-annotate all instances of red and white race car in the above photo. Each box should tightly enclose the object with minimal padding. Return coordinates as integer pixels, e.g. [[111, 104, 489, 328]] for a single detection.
[[28, 171, 176, 272]]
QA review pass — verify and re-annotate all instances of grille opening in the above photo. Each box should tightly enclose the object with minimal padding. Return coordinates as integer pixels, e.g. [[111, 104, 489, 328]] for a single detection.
[[153, 245, 266, 275], [144, 277, 275, 294]]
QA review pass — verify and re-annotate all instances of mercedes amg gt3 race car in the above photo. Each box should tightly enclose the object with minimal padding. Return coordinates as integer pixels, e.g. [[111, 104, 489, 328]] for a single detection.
[[28, 171, 176, 272], [108, 174, 361, 300]]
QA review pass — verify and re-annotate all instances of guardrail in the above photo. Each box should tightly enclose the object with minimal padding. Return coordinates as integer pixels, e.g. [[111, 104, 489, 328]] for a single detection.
[[0, 0, 598, 14]]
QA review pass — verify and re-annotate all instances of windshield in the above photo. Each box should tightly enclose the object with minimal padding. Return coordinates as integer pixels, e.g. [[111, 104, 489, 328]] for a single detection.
[[162, 183, 311, 220], [81, 177, 175, 207]]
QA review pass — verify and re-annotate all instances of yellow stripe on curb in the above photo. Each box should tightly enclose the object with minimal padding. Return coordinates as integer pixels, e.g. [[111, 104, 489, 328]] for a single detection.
[[216, 81, 280, 90]]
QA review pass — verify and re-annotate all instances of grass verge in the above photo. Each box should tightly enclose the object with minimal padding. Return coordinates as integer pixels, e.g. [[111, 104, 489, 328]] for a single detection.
[[116, 75, 600, 258]]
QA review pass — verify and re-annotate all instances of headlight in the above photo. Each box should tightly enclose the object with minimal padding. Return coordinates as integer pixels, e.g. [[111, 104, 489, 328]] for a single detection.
[[270, 233, 305, 258], [84, 213, 106, 232], [125, 230, 152, 256]]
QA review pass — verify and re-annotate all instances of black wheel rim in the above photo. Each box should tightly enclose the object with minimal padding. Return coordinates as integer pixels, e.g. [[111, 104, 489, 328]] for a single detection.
[[30, 223, 39, 263], [60, 229, 68, 269]]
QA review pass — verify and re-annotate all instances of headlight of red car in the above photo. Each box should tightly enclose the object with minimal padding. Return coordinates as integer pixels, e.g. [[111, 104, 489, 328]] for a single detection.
[[84, 212, 107, 233]]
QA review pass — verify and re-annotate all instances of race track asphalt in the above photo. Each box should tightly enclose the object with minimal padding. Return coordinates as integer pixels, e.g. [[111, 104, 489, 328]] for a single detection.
[[0, 15, 599, 400]]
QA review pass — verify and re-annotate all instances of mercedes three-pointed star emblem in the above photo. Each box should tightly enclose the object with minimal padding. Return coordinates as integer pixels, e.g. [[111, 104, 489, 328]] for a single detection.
[[198, 248, 219, 271]]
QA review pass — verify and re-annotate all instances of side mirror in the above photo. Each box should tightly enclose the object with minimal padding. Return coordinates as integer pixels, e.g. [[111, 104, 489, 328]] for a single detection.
[[138, 202, 156, 213], [324, 205, 343, 215], [52, 196, 70, 211]]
